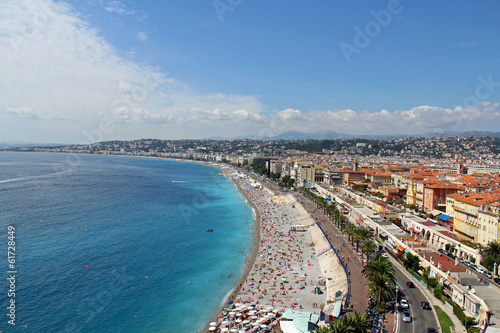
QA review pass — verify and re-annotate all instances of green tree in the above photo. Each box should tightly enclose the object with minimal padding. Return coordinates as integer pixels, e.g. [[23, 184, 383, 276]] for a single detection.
[[360, 239, 377, 260], [313, 312, 372, 333], [403, 252, 421, 272], [362, 256, 396, 287], [353, 227, 373, 251], [481, 241, 500, 271], [366, 272, 394, 311]]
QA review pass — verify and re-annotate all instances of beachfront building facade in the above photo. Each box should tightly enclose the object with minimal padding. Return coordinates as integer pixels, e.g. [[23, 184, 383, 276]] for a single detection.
[[452, 193, 500, 243], [477, 202, 500, 246]]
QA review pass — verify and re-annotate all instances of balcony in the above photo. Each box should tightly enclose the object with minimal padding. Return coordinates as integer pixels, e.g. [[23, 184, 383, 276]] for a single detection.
[[453, 205, 478, 217]]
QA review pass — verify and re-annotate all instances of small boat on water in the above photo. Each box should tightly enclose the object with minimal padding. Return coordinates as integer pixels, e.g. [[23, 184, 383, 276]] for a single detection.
[[205, 229, 214, 232]]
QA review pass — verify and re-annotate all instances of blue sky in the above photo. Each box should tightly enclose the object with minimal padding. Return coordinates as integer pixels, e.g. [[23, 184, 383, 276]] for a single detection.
[[1, 0, 500, 143]]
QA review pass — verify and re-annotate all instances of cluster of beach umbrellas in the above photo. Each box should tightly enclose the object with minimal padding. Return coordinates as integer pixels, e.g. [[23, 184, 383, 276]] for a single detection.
[[209, 303, 281, 333]]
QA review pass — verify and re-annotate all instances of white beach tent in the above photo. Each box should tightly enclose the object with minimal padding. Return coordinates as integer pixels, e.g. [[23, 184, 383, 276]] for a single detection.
[[279, 320, 302, 333]]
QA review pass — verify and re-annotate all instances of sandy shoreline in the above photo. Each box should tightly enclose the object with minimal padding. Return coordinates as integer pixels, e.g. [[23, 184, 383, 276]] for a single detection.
[[198, 168, 347, 333], [200, 170, 263, 333]]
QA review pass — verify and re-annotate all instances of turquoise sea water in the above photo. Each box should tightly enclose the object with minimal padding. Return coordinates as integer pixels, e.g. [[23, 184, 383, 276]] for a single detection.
[[0, 152, 254, 332]]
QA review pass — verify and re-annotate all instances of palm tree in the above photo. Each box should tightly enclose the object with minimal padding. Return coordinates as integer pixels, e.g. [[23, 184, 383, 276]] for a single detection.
[[313, 313, 372, 333], [345, 224, 356, 245], [312, 325, 331, 333], [356, 227, 373, 240], [362, 257, 396, 286], [354, 227, 373, 251], [481, 241, 500, 271], [360, 239, 377, 261], [366, 272, 394, 309], [342, 312, 372, 332]]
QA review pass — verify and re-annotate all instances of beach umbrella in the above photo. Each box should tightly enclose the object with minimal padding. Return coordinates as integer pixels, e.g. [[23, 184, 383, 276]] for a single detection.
[[221, 328, 229, 332], [260, 324, 268, 328], [209, 327, 216, 331], [210, 322, 217, 326], [230, 329, 238, 333]]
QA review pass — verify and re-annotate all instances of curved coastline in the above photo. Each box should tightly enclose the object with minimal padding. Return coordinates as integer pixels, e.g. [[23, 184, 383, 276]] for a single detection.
[[8, 153, 343, 331]]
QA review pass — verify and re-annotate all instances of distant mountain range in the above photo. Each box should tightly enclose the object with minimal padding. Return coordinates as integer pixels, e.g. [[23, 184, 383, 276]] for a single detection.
[[208, 130, 500, 141]]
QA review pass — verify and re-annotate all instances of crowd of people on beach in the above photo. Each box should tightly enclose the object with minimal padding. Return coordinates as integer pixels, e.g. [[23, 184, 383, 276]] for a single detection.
[[206, 171, 328, 332], [234, 176, 325, 309]]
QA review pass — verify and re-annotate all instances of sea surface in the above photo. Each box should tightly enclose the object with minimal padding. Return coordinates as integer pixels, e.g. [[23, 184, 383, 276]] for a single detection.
[[0, 152, 254, 332]]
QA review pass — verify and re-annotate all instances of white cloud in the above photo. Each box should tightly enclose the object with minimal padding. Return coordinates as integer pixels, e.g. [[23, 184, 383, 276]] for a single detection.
[[1, 0, 498, 143], [103, 1, 136, 15], [257, 104, 500, 137], [136, 31, 148, 42], [0, 0, 265, 142], [277, 108, 302, 121], [7, 107, 38, 119]]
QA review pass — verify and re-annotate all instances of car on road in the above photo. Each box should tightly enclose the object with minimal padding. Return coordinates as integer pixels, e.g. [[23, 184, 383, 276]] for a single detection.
[[476, 267, 485, 274], [400, 299, 409, 309], [421, 301, 431, 310], [402, 312, 412, 323], [427, 328, 437, 333], [483, 271, 493, 279], [406, 281, 415, 288], [494, 277, 500, 284]]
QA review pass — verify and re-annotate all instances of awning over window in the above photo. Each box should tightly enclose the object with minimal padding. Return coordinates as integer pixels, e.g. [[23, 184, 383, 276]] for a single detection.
[[438, 214, 452, 221], [420, 261, 430, 268]]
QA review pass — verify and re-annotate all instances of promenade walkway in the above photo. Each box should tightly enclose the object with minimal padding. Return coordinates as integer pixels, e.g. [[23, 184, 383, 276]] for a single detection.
[[255, 176, 396, 332]]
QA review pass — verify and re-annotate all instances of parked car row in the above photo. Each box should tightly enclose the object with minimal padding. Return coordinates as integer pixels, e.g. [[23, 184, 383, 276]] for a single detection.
[[461, 260, 498, 280], [438, 248, 457, 260], [436, 251, 499, 282]]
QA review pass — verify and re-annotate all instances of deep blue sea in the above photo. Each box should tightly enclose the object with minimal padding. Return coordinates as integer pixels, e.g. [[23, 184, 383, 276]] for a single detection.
[[0, 152, 254, 332]]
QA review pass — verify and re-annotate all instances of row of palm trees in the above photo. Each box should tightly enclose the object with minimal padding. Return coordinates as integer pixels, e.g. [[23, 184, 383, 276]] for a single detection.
[[300, 187, 348, 229], [344, 224, 377, 260]]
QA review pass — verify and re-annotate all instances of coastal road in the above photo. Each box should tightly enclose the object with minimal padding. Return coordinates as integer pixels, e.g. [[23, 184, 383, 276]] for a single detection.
[[394, 263, 438, 333]]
